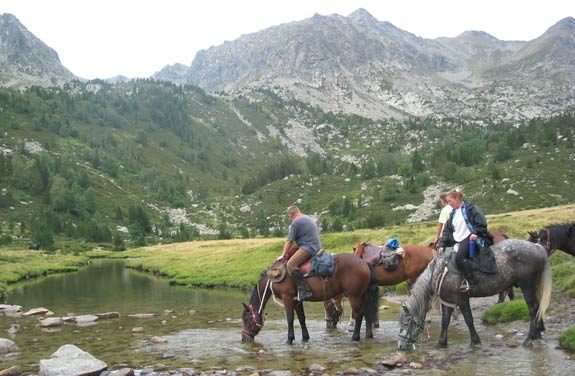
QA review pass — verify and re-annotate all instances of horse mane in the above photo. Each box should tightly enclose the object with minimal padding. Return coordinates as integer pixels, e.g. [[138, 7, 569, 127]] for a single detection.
[[405, 257, 438, 322], [547, 222, 575, 250]]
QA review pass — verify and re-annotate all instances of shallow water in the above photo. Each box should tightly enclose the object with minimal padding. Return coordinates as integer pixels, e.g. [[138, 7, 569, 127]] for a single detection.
[[0, 260, 573, 375]]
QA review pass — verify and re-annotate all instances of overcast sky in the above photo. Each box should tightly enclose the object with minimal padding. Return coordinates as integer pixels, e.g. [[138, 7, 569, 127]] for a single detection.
[[1, 0, 573, 79]]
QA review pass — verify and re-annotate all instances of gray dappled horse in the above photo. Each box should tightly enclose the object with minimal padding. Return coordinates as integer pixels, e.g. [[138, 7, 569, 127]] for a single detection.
[[398, 239, 552, 350]]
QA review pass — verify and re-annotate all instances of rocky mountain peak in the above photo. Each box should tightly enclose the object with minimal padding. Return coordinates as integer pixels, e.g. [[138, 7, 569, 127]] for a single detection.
[[0, 13, 76, 88]]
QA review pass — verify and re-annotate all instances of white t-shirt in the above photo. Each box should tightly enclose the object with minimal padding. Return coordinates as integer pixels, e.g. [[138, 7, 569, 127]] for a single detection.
[[452, 208, 471, 242], [438, 205, 453, 225]]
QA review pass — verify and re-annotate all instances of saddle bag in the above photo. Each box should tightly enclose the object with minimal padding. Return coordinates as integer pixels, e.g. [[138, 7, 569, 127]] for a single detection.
[[311, 252, 335, 277]]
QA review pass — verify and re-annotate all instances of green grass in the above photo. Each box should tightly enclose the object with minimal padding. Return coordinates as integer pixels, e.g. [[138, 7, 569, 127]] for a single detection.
[[481, 299, 530, 324], [559, 325, 575, 352]]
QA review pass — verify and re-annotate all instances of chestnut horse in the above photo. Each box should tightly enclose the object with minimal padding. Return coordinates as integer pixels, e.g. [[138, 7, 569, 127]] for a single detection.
[[324, 241, 434, 328], [326, 230, 512, 327], [241, 253, 378, 344]]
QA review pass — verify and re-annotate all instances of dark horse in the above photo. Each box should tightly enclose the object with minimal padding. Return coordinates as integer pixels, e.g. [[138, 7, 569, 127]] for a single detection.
[[324, 242, 434, 328], [528, 221, 575, 256], [398, 239, 552, 350], [241, 253, 378, 344]]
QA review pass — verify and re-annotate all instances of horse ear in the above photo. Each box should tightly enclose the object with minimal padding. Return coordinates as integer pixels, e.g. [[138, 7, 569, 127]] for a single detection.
[[242, 303, 248, 309]]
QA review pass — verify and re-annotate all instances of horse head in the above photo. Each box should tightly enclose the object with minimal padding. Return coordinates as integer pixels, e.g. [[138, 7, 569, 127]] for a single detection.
[[397, 303, 423, 350], [353, 241, 367, 257], [324, 297, 343, 329], [528, 230, 541, 244], [241, 302, 264, 342], [529, 229, 553, 255]]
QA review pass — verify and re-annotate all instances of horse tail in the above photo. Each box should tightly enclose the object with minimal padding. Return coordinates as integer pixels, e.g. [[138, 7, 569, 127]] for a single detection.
[[364, 264, 380, 325], [536, 254, 552, 322]]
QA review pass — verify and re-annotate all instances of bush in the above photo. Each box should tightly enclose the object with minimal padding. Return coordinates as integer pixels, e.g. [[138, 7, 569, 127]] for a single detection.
[[481, 299, 529, 324], [559, 325, 575, 351]]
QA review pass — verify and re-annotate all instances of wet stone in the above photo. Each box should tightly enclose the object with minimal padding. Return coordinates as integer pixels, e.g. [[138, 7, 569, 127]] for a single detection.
[[409, 362, 423, 369], [0, 365, 21, 376], [308, 363, 326, 373]]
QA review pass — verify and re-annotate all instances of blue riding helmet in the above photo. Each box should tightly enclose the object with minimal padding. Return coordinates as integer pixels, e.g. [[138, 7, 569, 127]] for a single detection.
[[386, 238, 399, 250]]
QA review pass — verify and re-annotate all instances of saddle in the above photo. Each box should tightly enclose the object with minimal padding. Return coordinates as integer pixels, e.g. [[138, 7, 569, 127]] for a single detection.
[[268, 249, 335, 283], [443, 244, 498, 276], [359, 242, 404, 271]]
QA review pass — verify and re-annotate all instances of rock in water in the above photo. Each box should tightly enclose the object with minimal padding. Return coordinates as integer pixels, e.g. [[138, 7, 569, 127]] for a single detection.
[[39, 344, 107, 376]]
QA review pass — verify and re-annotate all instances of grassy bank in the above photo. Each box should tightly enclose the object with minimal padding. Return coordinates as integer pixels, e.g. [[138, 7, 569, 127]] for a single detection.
[[1, 204, 574, 292]]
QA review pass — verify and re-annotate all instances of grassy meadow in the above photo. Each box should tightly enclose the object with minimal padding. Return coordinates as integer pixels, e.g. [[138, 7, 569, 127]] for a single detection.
[[1, 204, 574, 292]]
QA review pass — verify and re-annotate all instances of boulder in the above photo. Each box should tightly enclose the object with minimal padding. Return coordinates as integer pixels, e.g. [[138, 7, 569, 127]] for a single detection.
[[0, 338, 19, 354], [39, 317, 64, 328], [22, 307, 54, 316], [73, 315, 99, 324], [39, 344, 107, 376], [127, 313, 155, 319], [96, 312, 120, 320], [0, 305, 23, 317], [111, 368, 134, 376]]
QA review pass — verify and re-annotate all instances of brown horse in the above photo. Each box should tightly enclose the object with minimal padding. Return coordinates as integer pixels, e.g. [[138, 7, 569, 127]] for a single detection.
[[324, 241, 434, 328], [241, 253, 378, 344]]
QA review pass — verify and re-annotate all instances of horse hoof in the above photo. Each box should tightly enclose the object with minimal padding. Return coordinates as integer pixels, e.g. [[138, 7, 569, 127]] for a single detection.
[[522, 339, 534, 348], [435, 342, 447, 349], [470, 342, 481, 349], [351, 336, 360, 342]]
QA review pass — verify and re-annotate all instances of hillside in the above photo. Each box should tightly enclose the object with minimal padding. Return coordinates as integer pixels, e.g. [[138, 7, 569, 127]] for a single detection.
[[0, 80, 574, 250]]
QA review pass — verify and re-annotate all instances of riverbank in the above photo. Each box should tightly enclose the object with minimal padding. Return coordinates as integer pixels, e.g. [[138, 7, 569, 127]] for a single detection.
[[2, 204, 574, 292]]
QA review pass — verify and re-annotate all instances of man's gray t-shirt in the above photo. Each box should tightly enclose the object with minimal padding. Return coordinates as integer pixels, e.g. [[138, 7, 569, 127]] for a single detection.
[[287, 214, 322, 256]]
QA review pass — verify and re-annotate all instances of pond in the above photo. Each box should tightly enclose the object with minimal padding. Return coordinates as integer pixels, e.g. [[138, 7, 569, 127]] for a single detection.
[[0, 260, 573, 375]]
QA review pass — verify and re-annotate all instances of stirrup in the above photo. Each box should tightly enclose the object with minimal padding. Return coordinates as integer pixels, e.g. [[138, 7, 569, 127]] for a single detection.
[[294, 289, 312, 302], [460, 279, 471, 293]]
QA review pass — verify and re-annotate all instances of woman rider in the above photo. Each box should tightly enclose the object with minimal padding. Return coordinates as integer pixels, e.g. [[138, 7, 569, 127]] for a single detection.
[[437, 189, 493, 292]]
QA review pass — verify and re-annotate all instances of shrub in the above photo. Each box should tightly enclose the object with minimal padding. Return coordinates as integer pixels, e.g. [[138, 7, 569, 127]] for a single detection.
[[559, 325, 575, 351], [482, 299, 529, 324]]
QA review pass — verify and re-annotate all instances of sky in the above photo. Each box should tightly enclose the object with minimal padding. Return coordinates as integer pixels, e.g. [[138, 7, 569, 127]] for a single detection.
[[1, 0, 573, 79]]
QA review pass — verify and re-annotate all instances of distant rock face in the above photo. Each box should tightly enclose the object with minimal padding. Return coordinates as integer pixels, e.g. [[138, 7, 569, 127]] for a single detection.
[[0, 13, 76, 88], [155, 10, 575, 121]]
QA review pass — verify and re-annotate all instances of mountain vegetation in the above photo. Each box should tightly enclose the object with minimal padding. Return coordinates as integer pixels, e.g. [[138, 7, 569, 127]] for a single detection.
[[0, 79, 574, 250]]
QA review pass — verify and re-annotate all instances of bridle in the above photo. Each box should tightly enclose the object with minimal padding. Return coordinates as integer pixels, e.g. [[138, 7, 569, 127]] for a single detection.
[[242, 279, 271, 338], [541, 229, 554, 256], [398, 304, 424, 348]]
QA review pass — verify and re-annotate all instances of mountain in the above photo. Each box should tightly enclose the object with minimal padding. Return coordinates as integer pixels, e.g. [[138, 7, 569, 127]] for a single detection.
[[0, 13, 76, 88], [154, 10, 575, 121]]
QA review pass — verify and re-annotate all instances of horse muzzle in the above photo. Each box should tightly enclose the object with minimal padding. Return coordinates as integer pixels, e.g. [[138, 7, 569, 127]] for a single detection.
[[241, 332, 255, 343]]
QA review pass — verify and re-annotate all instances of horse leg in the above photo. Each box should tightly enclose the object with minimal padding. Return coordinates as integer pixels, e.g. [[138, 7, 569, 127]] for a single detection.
[[519, 285, 542, 345], [459, 299, 481, 348], [508, 287, 515, 301], [294, 301, 310, 342], [497, 290, 506, 304], [283, 299, 296, 345], [349, 297, 364, 341], [436, 304, 455, 348]]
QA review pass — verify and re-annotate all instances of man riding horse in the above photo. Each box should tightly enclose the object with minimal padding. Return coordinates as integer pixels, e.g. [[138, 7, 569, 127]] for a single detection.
[[276, 205, 322, 301]]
